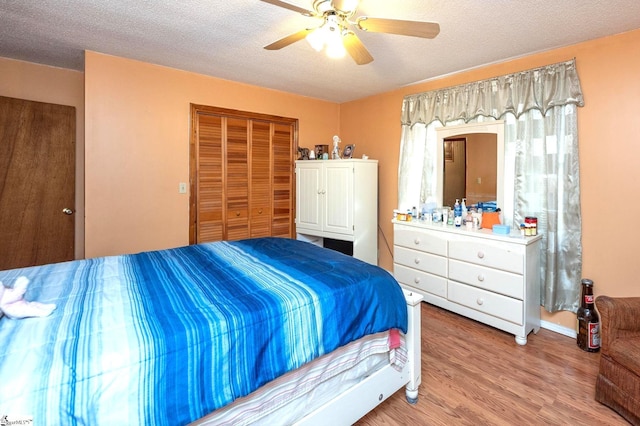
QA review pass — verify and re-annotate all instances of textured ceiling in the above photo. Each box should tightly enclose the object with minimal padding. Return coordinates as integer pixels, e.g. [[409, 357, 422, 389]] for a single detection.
[[1, 0, 640, 103]]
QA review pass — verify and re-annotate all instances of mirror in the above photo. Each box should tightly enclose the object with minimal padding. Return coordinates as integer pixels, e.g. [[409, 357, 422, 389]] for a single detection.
[[436, 121, 504, 210]]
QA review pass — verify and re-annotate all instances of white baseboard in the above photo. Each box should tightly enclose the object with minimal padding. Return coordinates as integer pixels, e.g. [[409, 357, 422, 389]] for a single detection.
[[540, 320, 576, 338]]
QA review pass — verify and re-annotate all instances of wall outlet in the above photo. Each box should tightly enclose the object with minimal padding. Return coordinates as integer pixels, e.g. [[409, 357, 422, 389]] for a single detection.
[[179, 182, 187, 194]]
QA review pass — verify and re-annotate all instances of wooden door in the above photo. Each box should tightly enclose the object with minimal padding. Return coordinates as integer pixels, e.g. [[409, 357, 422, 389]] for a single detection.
[[271, 123, 294, 237], [190, 105, 296, 244], [225, 118, 250, 241], [250, 121, 272, 238], [192, 114, 224, 242], [0, 96, 75, 270], [443, 138, 467, 208]]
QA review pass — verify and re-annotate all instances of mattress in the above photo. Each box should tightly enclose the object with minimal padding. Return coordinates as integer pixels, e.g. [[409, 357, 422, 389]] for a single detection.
[[198, 330, 407, 425]]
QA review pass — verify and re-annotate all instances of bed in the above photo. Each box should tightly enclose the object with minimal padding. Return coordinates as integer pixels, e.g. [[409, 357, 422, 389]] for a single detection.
[[0, 237, 422, 425]]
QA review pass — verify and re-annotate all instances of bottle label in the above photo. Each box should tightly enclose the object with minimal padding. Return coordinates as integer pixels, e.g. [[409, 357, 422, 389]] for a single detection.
[[584, 295, 594, 304], [588, 322, 600, 349]]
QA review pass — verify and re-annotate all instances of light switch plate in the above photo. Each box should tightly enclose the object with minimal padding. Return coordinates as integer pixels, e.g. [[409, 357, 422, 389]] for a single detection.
[[179, 182, 187, 194]]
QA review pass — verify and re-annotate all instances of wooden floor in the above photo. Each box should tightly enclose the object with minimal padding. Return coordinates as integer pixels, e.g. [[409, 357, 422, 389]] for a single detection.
[[357, 303, 627, 425]]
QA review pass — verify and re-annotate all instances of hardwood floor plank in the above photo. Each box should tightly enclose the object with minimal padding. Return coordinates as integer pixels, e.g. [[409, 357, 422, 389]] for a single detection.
[[356, 303, 628, 425]]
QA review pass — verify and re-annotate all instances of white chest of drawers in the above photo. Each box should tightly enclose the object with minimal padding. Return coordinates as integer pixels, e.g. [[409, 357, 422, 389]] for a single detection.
[[393, 220, 542, 345]]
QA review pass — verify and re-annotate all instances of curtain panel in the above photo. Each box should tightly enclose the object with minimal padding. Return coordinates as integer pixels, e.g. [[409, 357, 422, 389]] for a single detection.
[[401, 59, 584, 127], [398, 59, 585, 313]]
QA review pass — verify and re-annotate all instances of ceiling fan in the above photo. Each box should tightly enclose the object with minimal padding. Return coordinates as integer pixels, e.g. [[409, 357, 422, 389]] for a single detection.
[[260, 0, 440, 65]]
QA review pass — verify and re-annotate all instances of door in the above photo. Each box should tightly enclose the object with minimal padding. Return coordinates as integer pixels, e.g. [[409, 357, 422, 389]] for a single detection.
[[443, 138, 466, 208], [295, 162, 323, 232], [323, 162, 353, 235], [190, 105, 296, 244], [0, 96, 75, 270], [225, 118, 250, 241], [271, 123, 295, 237]]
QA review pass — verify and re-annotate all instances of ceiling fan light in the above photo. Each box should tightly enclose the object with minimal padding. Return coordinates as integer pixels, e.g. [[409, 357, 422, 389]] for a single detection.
[[326, 38, 346, 58], [306, 28, 325, 51]]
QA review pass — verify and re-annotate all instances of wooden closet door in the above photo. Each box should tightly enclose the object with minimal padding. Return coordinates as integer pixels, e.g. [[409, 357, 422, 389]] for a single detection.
[[193, 114, 224, 242], [225, 118, 249, 241], [190, 104, 296, 244], [272, 123, 294, 237], [250, 121, 272, 238]]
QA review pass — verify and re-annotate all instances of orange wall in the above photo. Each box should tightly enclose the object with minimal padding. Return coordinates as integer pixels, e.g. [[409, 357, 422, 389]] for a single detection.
[[340, 28, 640, 330], [0, 57, 86, 259], [6, 29, 639, 332], [84, 51, 340, 258]]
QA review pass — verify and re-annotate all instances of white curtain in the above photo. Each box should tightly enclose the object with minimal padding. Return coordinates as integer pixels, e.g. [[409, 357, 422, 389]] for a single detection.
[[398, 59, 584, 312]]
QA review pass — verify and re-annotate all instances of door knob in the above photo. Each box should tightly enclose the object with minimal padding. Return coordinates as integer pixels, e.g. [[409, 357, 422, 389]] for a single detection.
[[62, 208, 74, 215]]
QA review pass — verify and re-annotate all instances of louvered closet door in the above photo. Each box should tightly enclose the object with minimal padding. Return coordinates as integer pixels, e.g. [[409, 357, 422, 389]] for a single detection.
[[194, 114, 224, 242], [190, 104, 296, 244], [226, 118, 250, 241], [271, 123, 294, 237], [250, 121, 272, 237]]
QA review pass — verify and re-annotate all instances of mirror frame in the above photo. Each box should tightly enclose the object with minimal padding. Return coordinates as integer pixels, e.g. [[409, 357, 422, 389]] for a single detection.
[[435, 121, 505, 209]]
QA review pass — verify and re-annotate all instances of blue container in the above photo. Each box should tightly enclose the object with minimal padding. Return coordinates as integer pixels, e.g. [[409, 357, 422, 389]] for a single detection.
[[492, 224, 511, 235]]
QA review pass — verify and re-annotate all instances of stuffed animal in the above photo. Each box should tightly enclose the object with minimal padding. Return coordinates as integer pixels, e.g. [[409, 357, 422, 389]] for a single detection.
[[0, 276, 56, 319]]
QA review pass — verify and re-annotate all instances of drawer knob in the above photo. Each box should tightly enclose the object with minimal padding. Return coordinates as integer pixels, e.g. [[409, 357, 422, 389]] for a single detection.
[[236, 211, 241, 217], [477, 274, 485, 282], [476, 298, 484, 306], [414, 258, 421, 264], [477, 251, 485, 259], [414, 238, 421, 245], [414, 277, 421, 284]]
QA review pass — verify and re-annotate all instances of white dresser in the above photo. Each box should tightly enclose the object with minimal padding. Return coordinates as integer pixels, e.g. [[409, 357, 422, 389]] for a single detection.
[[393, 220, 542, 345]]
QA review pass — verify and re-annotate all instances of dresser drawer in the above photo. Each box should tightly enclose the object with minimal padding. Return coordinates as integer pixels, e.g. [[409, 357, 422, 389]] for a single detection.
[[448, 280, 523, 325], [394, 263, 447, 298], [395, 228, 447, 256], [449, 240, 523, 274], [448, 259, 524, 299], [394, 246, 447, 276]]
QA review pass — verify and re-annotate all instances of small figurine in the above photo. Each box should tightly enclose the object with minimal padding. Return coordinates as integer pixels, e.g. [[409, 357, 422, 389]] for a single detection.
[[297, 147, 310, 160], [332, 135, 341, 160]]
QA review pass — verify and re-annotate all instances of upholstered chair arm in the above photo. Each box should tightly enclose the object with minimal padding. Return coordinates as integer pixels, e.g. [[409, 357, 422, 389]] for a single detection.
[[595, 295, 640, 353]]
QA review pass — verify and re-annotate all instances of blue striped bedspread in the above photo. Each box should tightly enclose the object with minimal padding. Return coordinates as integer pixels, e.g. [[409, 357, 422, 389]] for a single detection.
[[0, 237, 407, 425]]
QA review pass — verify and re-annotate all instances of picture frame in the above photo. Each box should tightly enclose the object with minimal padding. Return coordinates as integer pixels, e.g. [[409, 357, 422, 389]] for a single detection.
[[315, 144, 329, 159], [342, 144, 355, 159]]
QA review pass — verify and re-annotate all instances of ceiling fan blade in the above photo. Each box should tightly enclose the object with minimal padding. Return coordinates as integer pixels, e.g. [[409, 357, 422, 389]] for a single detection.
[[343, 31, 373, 65], [259, 0, 315, 16], [264, 28, 314, 50], [357, 17, 440, 39]]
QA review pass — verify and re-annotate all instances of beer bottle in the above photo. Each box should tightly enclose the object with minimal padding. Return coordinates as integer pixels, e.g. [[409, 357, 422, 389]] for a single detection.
[[576, 278, 600, 352]]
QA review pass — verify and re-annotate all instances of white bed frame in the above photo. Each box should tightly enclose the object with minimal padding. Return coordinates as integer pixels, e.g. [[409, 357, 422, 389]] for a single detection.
[[295, 289, 423, 425], [195, 289, 423, 425]]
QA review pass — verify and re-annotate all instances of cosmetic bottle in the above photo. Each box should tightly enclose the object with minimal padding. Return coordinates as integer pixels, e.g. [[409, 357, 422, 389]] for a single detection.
[[453, 199, 462, 227]]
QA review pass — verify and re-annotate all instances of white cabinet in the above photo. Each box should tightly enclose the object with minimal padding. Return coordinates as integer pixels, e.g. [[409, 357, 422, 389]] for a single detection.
[[393, 221, 542, 345], [296, 160, 378, 264]]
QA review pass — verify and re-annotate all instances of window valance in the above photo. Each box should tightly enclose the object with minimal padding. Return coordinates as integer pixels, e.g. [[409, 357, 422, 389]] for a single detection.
[[401, 59, 584, 127]]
